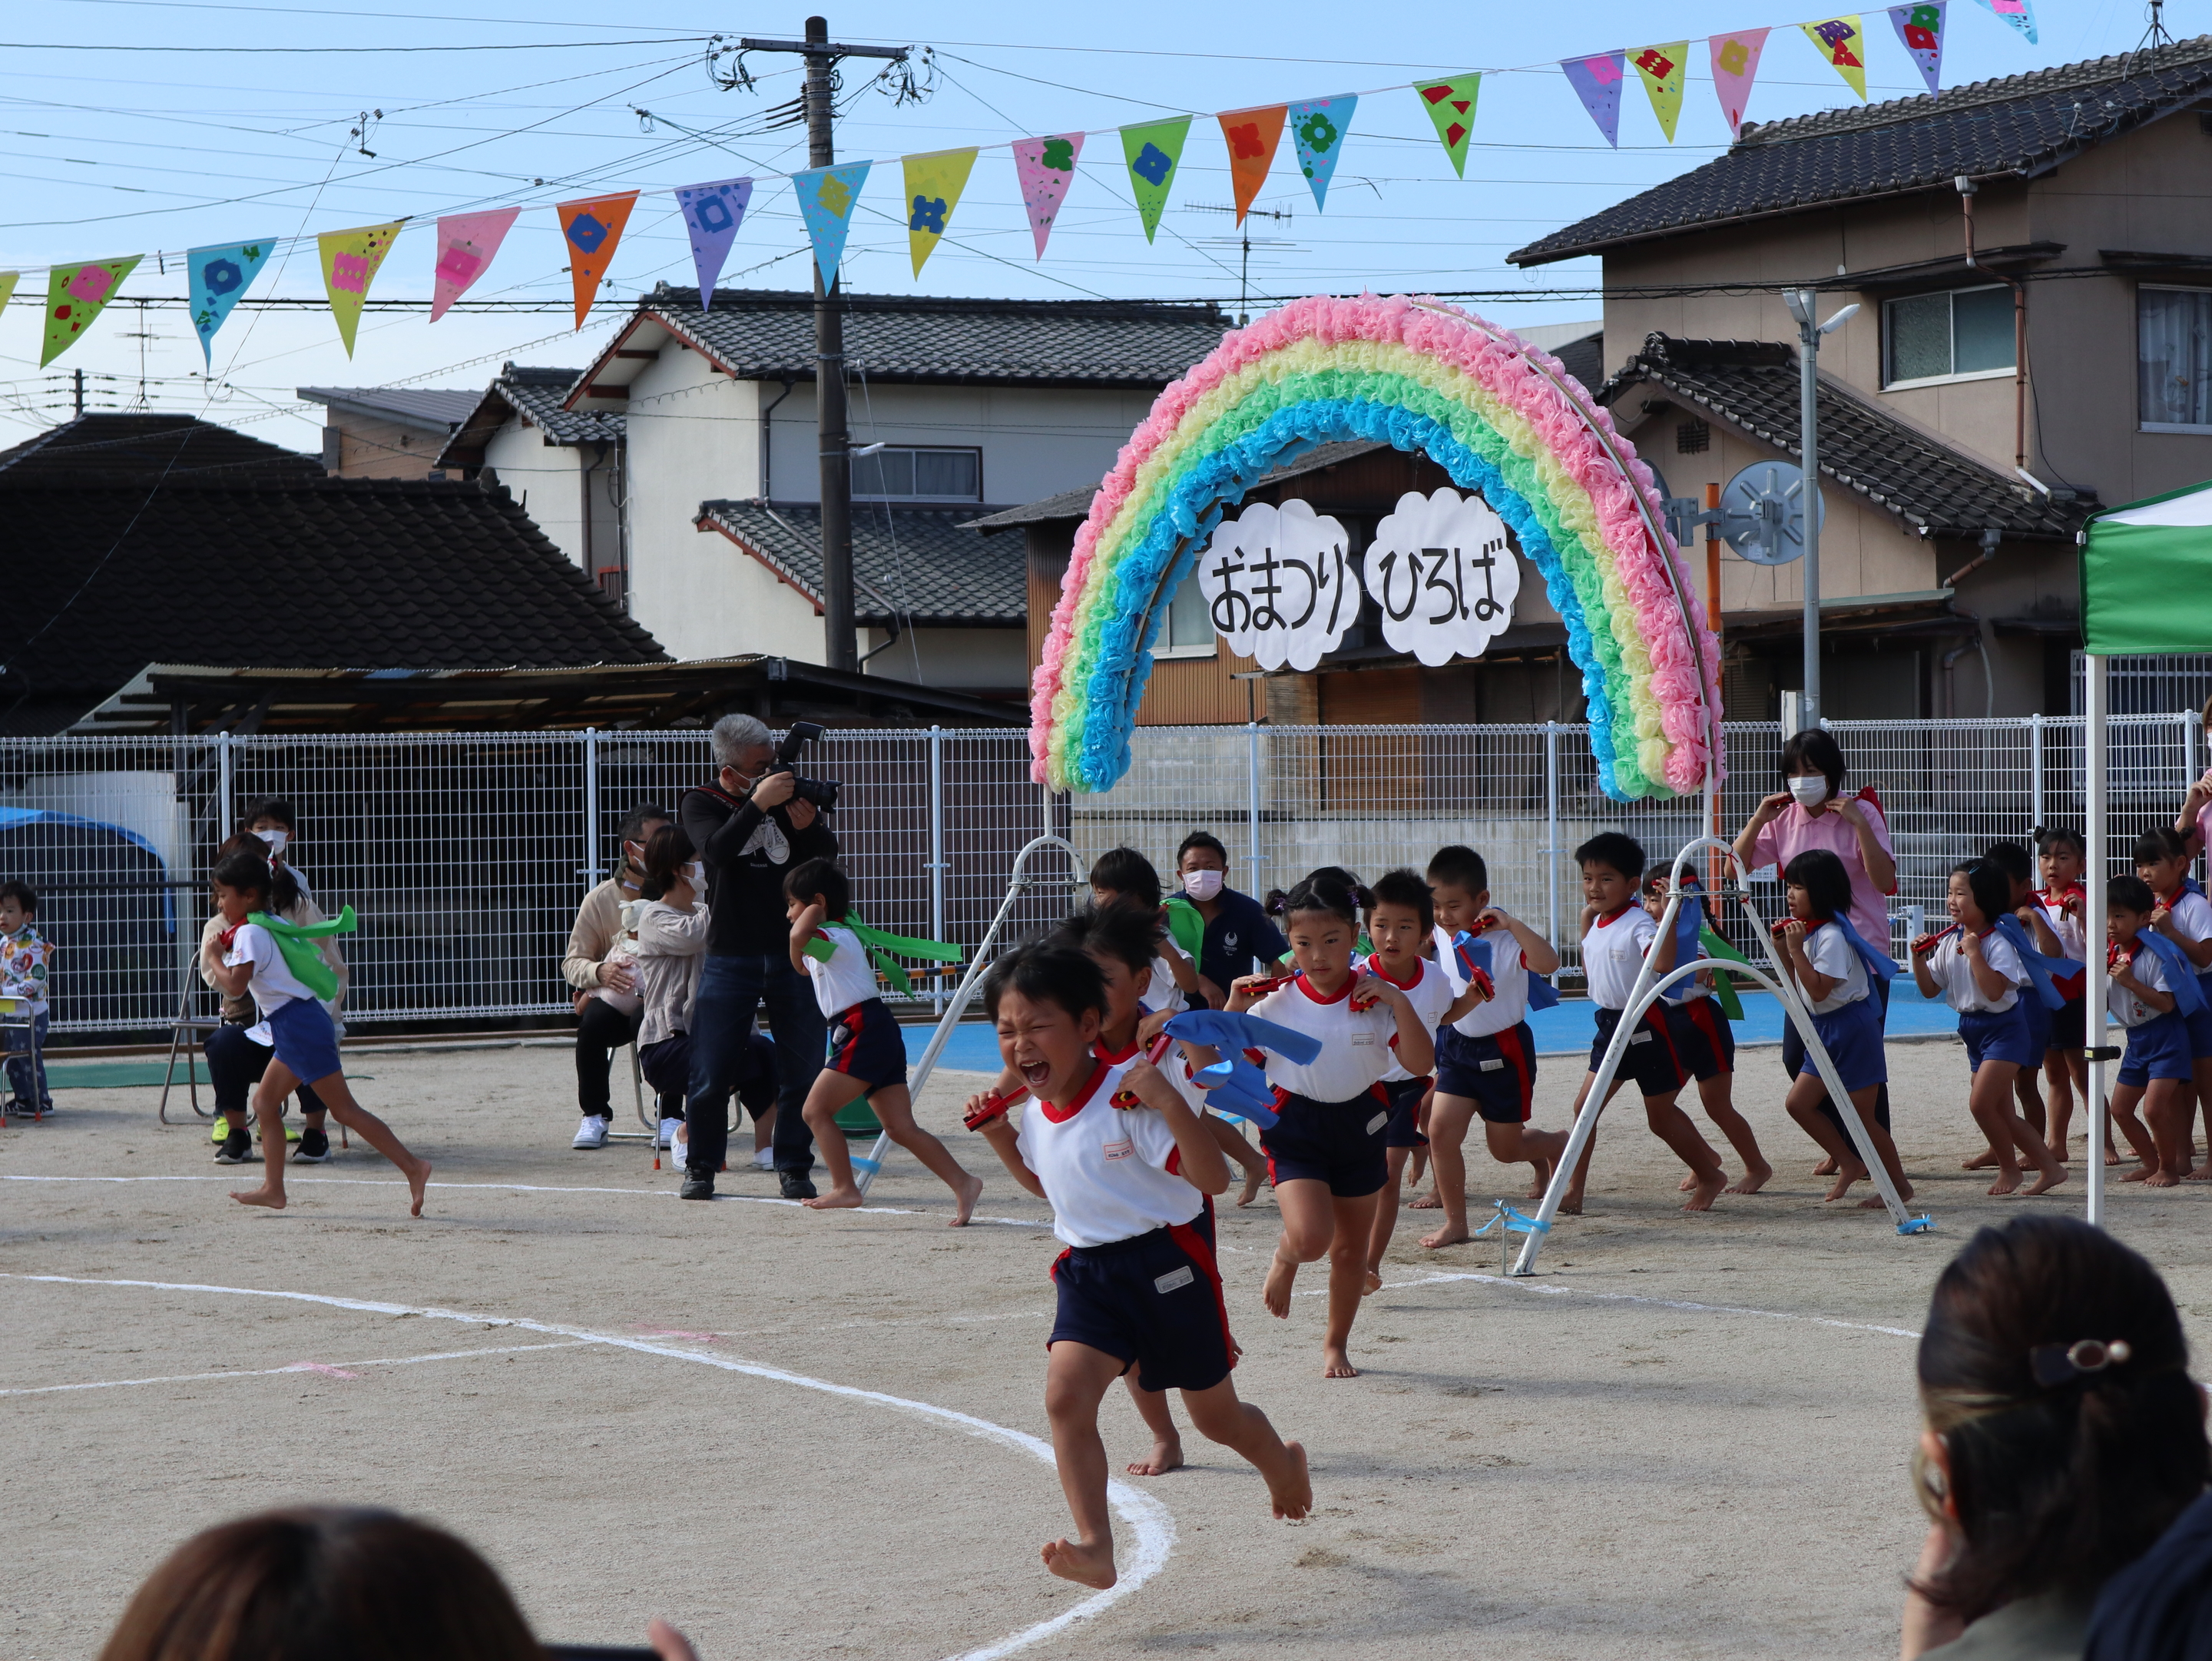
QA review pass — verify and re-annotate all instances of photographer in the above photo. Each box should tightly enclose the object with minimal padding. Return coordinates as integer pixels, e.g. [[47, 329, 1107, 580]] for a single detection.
[[677, 714, 839, 1200]]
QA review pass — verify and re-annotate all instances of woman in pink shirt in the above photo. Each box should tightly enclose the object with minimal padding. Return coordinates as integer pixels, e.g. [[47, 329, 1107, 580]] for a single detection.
[[1734, 729, 1899, 1154]]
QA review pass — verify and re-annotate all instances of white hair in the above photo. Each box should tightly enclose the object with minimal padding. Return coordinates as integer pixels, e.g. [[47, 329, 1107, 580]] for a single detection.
[[710, 713, 773, 768]]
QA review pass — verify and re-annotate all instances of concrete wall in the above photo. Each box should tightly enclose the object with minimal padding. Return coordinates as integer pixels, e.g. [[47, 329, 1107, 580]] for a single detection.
[[325, 414, 449, 479], [485, 419, 584, 569], [858, 625, 1025, 690]]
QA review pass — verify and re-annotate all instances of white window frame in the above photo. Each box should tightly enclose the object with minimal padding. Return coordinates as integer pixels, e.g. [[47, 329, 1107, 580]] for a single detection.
[[1152, 569, 1219, 661], [1881, 283, 2015, 391], [849, 444, 985, 502], [2137, 284, 2212, 434]]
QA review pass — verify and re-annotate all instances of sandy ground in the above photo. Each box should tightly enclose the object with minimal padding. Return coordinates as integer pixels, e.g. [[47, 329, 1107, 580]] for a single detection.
[[5, 1032, 2211, 1661]]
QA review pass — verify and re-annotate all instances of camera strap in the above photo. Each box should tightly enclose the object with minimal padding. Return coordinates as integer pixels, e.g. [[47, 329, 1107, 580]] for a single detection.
[[684, 784, 747, 813]]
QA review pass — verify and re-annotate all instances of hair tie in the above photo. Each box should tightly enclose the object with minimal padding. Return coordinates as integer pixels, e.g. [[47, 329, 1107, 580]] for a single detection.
[[2029, 1338, 2133, 1388]]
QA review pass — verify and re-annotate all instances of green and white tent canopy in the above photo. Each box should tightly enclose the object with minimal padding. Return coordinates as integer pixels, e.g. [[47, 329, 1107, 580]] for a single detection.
[[2081, 478, 2212, 654]]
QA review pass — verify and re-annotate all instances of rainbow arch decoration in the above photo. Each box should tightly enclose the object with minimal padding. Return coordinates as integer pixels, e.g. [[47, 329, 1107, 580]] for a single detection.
[[1028, 293, 1724, 801]]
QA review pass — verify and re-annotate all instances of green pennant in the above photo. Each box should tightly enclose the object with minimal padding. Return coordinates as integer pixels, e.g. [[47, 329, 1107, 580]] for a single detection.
[[1119, 117, 1192, 243], [1413, 75, 1482, 177]]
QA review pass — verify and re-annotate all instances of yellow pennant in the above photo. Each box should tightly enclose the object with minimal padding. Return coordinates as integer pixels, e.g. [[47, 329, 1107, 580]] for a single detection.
[[1802, 16, 1869, 100], [0, 271, 16, 318], [903, 148, 978, 277], [1631, 41, 1689, 142], [317, 220, 404, 356]]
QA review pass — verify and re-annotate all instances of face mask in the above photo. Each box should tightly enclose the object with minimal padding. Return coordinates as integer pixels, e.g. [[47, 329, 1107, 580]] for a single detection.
[[1786, 775, 1830, 809], [254, 828, 289, 853], [684, 860, 705, 890], [1182, 869, 1225, 901]]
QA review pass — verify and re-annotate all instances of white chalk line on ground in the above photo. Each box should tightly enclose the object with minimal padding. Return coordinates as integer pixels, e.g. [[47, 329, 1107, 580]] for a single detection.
[[0, 1338, 592, 1397], [1369, 1266, 1924, 1340], [0, 1273, 1174, 1661]]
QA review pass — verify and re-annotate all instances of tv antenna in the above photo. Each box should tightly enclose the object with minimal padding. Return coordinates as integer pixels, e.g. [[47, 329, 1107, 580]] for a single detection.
[[1187, 203, 1296, 326]]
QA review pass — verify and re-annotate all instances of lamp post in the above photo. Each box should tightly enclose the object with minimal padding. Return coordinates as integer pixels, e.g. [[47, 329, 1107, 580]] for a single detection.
[[1781, 289, 1858, 728]]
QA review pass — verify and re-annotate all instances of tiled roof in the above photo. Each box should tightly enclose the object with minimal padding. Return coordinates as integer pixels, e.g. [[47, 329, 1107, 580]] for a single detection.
[[969, 439, 1396, 531], [581, 287, 1229, 394], [0, 471, 666, 734], [1596, 333, 2088, 540], [0, 413, 320, 481], [1511, 36, 2212, 266], [296, 385, 482, 433], [1553, 330, 1604, 394], [437, 364, 624, 470], [695, 501, 1025, 626]]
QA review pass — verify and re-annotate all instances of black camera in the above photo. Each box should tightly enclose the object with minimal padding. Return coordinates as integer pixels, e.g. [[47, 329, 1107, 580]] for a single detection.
[[765, 720, 841, 812]]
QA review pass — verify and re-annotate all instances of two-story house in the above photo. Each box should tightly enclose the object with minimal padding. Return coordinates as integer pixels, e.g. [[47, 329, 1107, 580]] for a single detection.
[[435, 365, 627, 600]]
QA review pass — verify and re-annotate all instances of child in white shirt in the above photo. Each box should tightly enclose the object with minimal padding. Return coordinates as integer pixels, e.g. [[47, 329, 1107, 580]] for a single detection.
[[2104, 874, 2193, 1185]]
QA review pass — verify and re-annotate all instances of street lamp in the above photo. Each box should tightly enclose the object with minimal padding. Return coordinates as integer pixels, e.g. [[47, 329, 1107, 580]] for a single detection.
[[1780, 289, 1859, 729]]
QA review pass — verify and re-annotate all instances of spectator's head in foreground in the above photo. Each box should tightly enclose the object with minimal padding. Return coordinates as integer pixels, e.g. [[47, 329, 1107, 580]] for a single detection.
[[1914, 1216, 2207, 1626]]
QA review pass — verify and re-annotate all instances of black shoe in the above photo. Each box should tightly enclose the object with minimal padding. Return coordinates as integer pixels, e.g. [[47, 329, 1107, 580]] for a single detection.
[[214, 1131, 255, 1165], [295, 1127, 331, 1162], [679, 1166, 716, 1201], [779, 1172, 817, 1200]]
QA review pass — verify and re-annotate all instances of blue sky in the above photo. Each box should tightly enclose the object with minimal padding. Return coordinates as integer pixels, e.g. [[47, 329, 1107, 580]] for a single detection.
[[0, 0, 2171, 451]]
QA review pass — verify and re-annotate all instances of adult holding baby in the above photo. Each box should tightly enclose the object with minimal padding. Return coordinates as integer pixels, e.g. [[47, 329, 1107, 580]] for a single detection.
[[561, 801, 668, 1152]]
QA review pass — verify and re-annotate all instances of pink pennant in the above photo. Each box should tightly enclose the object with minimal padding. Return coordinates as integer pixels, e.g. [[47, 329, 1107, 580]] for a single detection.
[[429, 207, 519, 323], [1707, 29, 1771, 138], [1013, 133, 1085, 259]]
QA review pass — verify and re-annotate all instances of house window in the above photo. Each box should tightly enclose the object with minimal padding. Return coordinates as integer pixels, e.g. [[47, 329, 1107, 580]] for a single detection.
[[851, 445, 982, 500], [1154, 570, 1217, 659], [1883, 285, 2015, 388], [2138, 287, 2212, 431]]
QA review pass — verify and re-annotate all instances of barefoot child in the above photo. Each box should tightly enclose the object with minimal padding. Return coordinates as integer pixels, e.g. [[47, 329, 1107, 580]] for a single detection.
[[2136, 828, 2212, 1178], [1910, 861, 2068, 1198], [785, 858, 981, 1223], [203, 850, 430, 1216], [1356, 868, 1485, 1286], [1559, 834, 1729, 1215], [2104, 875, 2196, 1185], [967, 943, 1310, 1589], [1234, 872, 1435, 1378], [1773, 850, 1912, 1207], [1417, 846, 1566, 1242], [1644, 874, 1773, 1197], [2032, 828, 2098, 1162]]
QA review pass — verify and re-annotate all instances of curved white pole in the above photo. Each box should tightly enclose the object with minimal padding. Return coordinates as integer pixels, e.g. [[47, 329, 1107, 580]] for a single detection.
[[1511, 837, 1929, 1275]]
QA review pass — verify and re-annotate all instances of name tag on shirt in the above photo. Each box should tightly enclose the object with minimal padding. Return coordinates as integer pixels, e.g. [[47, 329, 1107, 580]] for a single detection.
[[1351, 1031, 1375, 1046], [1154, 1265, 1195, 1294], [1101, 1136, 1134, 1162]]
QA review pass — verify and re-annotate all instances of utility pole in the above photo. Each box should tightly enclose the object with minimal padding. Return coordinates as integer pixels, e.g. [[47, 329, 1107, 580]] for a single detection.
[[73, 368, 84, 418], [735, 18, 907, 673], [1782, 288, 1856, 729]]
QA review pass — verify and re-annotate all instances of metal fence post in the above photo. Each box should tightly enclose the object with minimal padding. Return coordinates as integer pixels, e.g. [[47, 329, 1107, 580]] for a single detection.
[[2030, 711, 2045, 830], [1246, 721, 1263, 893], [216, 730, 233, 843], [1543, 720, 1561, 949], [928, 725, 947, 1015], [582, 728, 602, 885]]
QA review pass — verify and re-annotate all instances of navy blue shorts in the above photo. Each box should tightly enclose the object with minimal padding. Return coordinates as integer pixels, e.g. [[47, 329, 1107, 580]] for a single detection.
[[1379, 1075, 1430, 1148], [1797, 995, 1887, 1093], [824, 999, 906, 1096], [1048, 1218, 1234, 1394], [2187, 975, 2212, 1060], [1959, 1004, 2038, 1071], [2121, 1011, 2194, 1086], [1260, 1089, 1389, 1197], [1663, 997, 1734, 1082], [2021, 989, 2053, 1057], [2048, 998, 2085, 1054], [267, 998, 341, 1086], [1591, 1006, 1687, 1098], [1434, 1023, 1538, 1124]]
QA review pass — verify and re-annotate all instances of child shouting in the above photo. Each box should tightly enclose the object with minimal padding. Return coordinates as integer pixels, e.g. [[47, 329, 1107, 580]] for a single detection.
[[2104, 874, 2195, 1186], [968, 943, 1310, 1590]]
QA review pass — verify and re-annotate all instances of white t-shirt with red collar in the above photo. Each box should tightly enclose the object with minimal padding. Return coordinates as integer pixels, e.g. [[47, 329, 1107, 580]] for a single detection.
[[1247, 972, 1400, 1102], [2154, 887, 2212, 979], [1926, 927, 2027, 1014], [1435, 923, 1535, 1037], [1581, 904, 1659, 1010], [1015, 1057, 1206, 1248], [2108, 940, 2173, 1027], [803, 923, 879, 1016], [2034, 887, 2088, 997], [1357, 955, 1454, 1081]]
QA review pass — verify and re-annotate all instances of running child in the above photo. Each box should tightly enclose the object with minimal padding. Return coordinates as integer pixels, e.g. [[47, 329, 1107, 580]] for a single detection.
[[967, 943, 1310, 1588], [1643, 873, 1773, 1196], [1356, 867, 1486, 1288], [2103, 874, 2193, 1185], [1416, 845, 1566, 1242], [1558, 833, 1729, 1215], [1909, 860, 2068, 1197], [1955, 841, 2061, 1169], [2032, 828, 2100, 1162], [1089, 847, 1209, 1011], [1772, 849, 1912, 1207], [1233, 871, 1435, 1378], [203, 850, 430, 1215], [2135, 827, 2212, 1179], [785, 857, 982, 1223]]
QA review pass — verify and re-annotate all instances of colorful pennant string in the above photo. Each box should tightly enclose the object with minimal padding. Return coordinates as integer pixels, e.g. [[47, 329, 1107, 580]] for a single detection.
[[1708, 29, 1771, 137], [0, 272, 14, 320], [1119, 118, 1191, 243], [1803, 16, 1871, 99], [430, 207, 518, 323], [1413, 75, 1482, 176], [1287, 95, 1356, 211], [558, 191, 638, 329], [1889, 2, 1948, 94], [1632, 42, 1690, 141], [186, 239, 273, 364], [316, 224, 400, 358], [903, 148, 978, 276], [1219, 105, 1287, 223], [1013, 134, 1084, 258], [41, 257, 140, 366], [1560, 53, 1626, 148], [673, 180, 753, 310], [794, 161, 870, 288], [1971, 0, 2035, 42]]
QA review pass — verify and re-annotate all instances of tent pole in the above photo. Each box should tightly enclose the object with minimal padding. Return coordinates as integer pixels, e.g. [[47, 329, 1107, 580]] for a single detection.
[[2085, 654, 2108, 1230]]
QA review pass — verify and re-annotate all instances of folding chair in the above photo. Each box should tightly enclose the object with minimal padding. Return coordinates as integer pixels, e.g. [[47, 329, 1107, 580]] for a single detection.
[[156, 976, 220, 1126]]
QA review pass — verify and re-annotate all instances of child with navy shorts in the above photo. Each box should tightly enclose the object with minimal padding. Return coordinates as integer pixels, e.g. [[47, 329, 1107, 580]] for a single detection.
[[1910, 860, 2068, 1197], [1559, 834, 1728, 1215], [202, 850, 430, 1216], [2135, 827, 2212, 1179], [967, 943, 1310, 1590], [1236, 872, 1435, 1378], [785, 857, 982, 1223], [2030, 828, 2095, 1161], [1643, 874, 1772, 1197], [1416, 845, 1565, 1244], [2104, 875, 2192, 1185], [1773, 849, 1912, 1208], [1959, 840, 2062, 1166]]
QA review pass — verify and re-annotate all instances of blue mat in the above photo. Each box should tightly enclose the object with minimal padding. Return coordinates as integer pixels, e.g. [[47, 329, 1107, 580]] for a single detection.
[[902, 983, 1959, 1068]]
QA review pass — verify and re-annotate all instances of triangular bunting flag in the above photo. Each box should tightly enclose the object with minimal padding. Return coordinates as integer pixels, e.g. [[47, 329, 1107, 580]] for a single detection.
[[793, 161, 870, 288], [0, 272, 19, 320], [1288, 95, 1356, 211], [41, 257, 140, 367], [316, 222, 401, 357], [1631, 43, 1689, 142], [1803, 17, 1869, 100], [1413, 75, 1481, 176], [1219, 105, 1287, 223], [557, 191, 638, 329], [1970, 0, 2035, 43], [186, 239, 273, 365], [1120, 118, 1190, 243], [1559, 53, 1626, 148], [1707, 29, 1770, 138], [903, 148, 978, 277], [1013, 134, 1084, 258], [672, 179, 752, 310], [430, 207, 518, 323], [1889, 2, 1947, 92]]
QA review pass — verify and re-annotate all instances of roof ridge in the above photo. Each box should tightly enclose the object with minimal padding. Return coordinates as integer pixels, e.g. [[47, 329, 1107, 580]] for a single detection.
[[644, 283, 1226, 320]]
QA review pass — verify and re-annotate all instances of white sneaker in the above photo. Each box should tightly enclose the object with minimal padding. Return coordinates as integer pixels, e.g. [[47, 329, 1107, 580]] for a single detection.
[[752, 1146, 775, 1171], [671, 1124, 689, 1168], [657, 1116, 684, 1151], [572, 1115, 610, 1150]]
